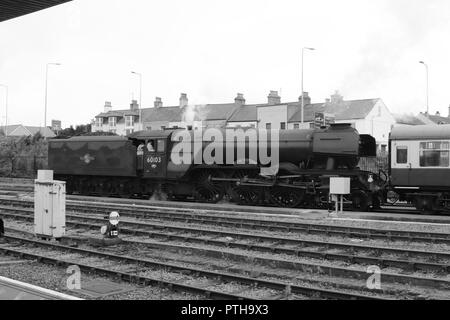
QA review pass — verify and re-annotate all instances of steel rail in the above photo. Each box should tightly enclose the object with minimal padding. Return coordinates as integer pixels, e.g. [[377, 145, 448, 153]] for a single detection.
[[0, 234, 382, 300], [2, 209, 450, 288], [1, 198, 449, 244]]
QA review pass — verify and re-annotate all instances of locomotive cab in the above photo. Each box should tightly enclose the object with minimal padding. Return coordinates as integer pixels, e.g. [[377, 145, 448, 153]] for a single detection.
[[129, 130, 173, 180]]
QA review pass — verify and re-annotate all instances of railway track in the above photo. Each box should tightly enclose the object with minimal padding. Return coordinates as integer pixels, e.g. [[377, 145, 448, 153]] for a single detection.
[[0, 230, 385, 300], [1, 204, 450, 293], [1, 198, 449, 245], [0, 184, 449, 220]]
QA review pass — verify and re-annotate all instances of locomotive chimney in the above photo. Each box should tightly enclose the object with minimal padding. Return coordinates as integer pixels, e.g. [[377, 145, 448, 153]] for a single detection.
[[130, 99, 139, 110], [154, 97, 163, 108], [104, 101, 112, 113], [267, 91, 281, 105], [298, 92, 311, 105], [179, 93, 188, 108], [234, 93, 246, 106]]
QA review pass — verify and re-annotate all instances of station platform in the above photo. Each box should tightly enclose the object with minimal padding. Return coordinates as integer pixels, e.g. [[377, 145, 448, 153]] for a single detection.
[[0, 276, 82, 300]]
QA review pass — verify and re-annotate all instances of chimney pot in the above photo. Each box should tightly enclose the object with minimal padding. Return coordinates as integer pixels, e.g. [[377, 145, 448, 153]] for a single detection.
[[436, 111, 441, 116], [179, 93, 188, 108], [130, 99, 139, 110], [299, 92, 311, 105], [154, 97, 163, 108], [104, 101, 112, 113], [235, 93, 246, 106], [268, 90, 281, 105]]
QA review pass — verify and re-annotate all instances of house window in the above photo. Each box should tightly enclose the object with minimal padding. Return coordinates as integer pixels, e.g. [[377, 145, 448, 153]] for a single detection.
[[381, 145, 387, 153], [294, 124, 300, 129], [109, 117, 117, 127], [109, 129, 116, 134], [125, 116, 134, 127], [250, 124, 256, 128], [309, 123, 315, 129], [280, 122, 286, 130], [95, 118, 103, 127], [125, 129, 134, 136], [396, 146, 408, 164], [420, 141, 450, 167], [146, 126, 152, 130], [266, 123, 271, 129]]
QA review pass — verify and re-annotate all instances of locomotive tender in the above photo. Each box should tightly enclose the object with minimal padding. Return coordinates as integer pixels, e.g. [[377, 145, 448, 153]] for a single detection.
[[48, 124, 381, 210]]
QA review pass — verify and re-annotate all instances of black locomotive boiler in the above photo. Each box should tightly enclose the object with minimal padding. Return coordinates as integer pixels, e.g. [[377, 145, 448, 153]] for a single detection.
[[48, 124, 382, 210]]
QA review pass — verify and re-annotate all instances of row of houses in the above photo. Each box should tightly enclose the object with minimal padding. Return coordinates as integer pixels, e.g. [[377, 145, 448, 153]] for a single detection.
[[92, 91, 398, 151]]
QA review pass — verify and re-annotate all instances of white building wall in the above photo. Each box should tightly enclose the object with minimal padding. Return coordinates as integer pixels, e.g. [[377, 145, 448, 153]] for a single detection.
[[287, 122, 311, 130], [257, 105, 288, 129]]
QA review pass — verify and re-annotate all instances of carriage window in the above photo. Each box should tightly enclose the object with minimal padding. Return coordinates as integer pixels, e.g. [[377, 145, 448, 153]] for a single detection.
[[420, 141, 450, 167], [157, 139, 165, 152], [396, 147, 408, 164]]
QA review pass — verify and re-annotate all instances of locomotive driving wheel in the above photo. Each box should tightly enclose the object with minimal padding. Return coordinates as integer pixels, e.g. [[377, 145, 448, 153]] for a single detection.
[[193, 170, 225, 203], [269, 187, 304, 208], [227, 170, 261, 205]]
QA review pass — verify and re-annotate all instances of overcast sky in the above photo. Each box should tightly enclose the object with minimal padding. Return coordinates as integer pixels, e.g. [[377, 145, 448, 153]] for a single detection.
[[1, 0, 450, 127]]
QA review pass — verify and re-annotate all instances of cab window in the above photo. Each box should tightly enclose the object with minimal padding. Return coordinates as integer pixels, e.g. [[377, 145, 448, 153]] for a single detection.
[[157, 139, 165, 152], [396, 146, 408, 164]]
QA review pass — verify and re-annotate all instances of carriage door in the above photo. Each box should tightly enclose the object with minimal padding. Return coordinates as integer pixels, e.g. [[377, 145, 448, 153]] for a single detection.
[[391, 141, 411, 186], [143, 138, 167, 179]]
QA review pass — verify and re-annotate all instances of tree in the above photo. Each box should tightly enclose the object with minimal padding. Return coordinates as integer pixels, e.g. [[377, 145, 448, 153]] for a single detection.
[[0, 138, 23, 176]]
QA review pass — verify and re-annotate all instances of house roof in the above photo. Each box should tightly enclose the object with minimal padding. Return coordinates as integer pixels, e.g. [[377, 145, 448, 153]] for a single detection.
[[393, 114, 426, 126], [185, 103, 239, 121], [142, 107, 182, 122], [228, 105, 257, 122], [4, 124, 56, 138], [96, 110, 139, 118], [426, 114, 450, 125], [98, 103, 243, 124], [287, 99, 380, 123]]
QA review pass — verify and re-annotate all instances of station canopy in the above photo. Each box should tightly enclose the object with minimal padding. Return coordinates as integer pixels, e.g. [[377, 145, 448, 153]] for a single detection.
[[0, 0, 72, 22]]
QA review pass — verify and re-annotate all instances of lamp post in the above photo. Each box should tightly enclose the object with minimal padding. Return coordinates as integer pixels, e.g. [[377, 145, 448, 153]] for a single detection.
[[0, 84, 7, 137], [301, 47, 315, 123], [131, 71, 142, 130], [419, 61, 429, 116], [44, 63, 61, 128]]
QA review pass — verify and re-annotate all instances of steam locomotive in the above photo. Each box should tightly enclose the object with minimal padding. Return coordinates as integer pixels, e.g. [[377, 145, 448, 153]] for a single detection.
[[48, 124, 384, 210]]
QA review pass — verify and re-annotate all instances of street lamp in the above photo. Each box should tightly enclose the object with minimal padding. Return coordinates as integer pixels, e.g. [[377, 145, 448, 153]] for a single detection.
[[44, 63, 61, 129], [0, 84, 7, 137], [419, 61, 429, 116], [301, 47, 315, 123], [131, 71, 142, 130]]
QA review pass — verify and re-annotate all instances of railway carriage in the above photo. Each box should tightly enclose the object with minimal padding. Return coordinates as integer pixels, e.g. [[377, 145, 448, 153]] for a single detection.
[[389, 124, 450, 212]]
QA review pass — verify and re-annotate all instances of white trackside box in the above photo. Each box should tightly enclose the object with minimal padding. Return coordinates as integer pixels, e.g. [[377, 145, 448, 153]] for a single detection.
[[330, 177, 351, 195], [34, 177, 66, 239]]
